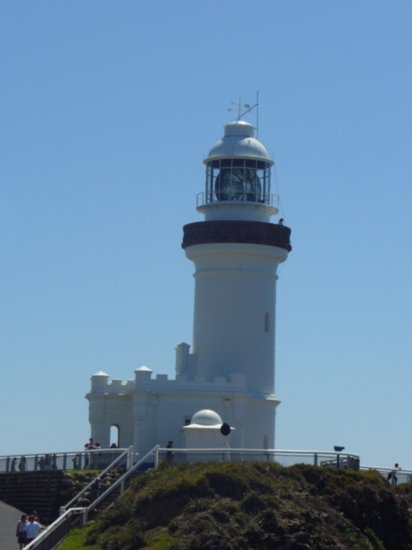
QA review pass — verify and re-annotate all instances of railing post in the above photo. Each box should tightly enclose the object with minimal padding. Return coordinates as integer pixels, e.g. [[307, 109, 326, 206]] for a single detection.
[[82, 508, 88, 526], [154, 445, 160, 469], [63, 453, 67, 470], [127, 446, 134, 470], [314, 453, 318, 466]]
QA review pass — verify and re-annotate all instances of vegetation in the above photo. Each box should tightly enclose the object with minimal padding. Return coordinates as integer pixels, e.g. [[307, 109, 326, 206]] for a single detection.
[[57, 469, 122, 510], [58, 462, 412, 550]]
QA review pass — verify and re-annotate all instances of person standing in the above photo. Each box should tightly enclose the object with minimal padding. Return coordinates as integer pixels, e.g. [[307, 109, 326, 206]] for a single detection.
[[25, 515, 41, 544], [84, 438, 97, 468], [15, 514, 27, 549], [391, 463, 401, 486], [18, 456, 27, 472], [165, 440, 174, 463]]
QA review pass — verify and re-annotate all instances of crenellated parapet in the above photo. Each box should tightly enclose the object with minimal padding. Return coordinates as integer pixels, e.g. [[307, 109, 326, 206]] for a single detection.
[[89, 371, 134, 394], [89, 367, 247, 395]]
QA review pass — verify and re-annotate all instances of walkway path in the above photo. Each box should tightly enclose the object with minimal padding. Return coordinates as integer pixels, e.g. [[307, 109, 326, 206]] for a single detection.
[[0, 500, 23, 549]]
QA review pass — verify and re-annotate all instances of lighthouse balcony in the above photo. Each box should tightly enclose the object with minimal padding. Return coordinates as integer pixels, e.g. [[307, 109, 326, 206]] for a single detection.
[[196, 191, 278, 209], [183, 220, 292, 251]]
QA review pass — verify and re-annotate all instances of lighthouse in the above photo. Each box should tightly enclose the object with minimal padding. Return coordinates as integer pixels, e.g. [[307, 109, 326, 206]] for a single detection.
[[86, 116, 291, 453], [182, 118, 292, 448]]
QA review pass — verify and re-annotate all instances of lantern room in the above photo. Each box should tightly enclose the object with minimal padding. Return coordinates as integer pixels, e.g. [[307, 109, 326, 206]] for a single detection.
[[202, 119, 274, 205]]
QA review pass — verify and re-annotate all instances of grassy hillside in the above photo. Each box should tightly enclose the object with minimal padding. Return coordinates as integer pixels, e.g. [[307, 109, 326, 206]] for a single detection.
[[59, 461, 412, 550]]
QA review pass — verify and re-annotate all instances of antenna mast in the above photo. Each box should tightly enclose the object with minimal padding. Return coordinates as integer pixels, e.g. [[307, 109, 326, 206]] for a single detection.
[[228, 92, 260, 134], [256, 91, 260, 138]]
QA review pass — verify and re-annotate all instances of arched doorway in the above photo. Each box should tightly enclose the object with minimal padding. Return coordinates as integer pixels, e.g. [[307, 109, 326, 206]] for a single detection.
[[110, 424, 120, 448]]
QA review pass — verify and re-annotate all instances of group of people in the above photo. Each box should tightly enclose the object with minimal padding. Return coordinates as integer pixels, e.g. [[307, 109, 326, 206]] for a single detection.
[[9, 457, 27, 472], [9, 454, 59, 472], [84, 437, 101, 450], [10, 439, 114, 473], [15, 512, 41, 548], [36, 454, 58, 471]]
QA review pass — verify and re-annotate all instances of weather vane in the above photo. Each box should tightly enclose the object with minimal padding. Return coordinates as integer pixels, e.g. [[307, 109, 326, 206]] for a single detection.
[[227, 91, 260, 136]]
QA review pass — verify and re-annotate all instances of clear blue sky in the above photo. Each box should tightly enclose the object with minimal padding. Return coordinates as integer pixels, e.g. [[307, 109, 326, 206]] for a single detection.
[[1, 1, 411, 469]]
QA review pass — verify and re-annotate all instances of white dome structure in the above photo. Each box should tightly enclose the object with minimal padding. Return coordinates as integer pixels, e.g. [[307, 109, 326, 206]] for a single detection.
[[189, 409, 223, 427], [182, 409, 233, 459]]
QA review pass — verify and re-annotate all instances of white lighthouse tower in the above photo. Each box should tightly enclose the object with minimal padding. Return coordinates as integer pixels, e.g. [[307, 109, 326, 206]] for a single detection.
[[182, 118, 291, 448], [86, 116, 291, 454]]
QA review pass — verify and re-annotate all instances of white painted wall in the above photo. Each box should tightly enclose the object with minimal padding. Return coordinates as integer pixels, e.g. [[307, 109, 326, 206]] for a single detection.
[[86, 369, 279, 455], [186, 242, 288, 396]]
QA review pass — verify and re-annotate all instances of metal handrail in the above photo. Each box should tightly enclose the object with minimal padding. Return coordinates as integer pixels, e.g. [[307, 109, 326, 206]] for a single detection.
[[155, 447, 360, 461], [196, 191, 279, 209], [24, 507, 84, 550], [22, 447, 138, 549], [156, 447, 358, 455], [21, 446, 159, 548], [60, 446, 134, 513], [82, 445, 159, 523], [0, 447, 129, 473], [360, 465, 412, 483]]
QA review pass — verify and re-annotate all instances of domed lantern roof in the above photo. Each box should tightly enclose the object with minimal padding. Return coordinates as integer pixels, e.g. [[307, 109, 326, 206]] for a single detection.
[[204, 120, 273, 165]]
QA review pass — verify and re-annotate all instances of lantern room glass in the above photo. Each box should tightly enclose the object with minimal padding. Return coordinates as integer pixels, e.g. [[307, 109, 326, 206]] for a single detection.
[[205, 159, 271, 204]]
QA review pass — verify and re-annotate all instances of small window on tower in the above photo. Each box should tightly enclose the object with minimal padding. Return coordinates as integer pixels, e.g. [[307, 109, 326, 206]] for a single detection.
[[264, 312, 270, 332]]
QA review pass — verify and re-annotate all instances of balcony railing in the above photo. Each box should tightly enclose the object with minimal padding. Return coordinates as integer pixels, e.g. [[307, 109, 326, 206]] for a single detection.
[[0, 448, 130, 473], [196, 191, 279, 209], [153, 447, 360, 470], [360, 465, 412, 485]]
